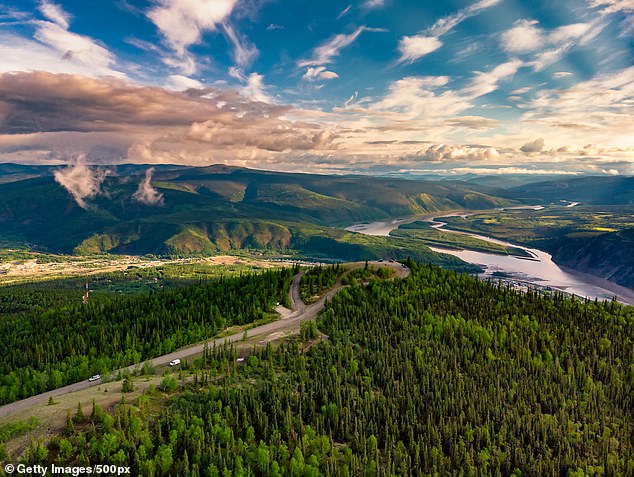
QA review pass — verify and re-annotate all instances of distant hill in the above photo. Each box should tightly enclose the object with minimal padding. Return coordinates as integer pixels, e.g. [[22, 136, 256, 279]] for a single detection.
[[0, 164, 512, 262], [504, 176, 634, 204], [465, 174, 576, 189], [550, 229, 634, 289]]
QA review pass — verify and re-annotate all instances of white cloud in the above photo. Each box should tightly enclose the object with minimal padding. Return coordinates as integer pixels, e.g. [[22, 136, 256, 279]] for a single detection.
[[303, 66, 339, 81], [299, 26, 367, 67], [368, 76, 467, 118], [165, 74, 203, 91], [500, 19, 544, 53], [462, 60, 523, 98], [34, 21, 115, 71], [500, 20, 592, 55], [53, 154, 107, 209], [363, 0, 385, 9], [588, 0, 634, 14], [240, 72, 274, 103], [398, 35, 442, 63], [416, 144, 500, 162], [0, 2, 122, 78], [521, 66, 634, 146], [133, 167, 164, 206], [222, 23, 258, 69], [38, 0, 70, 28], [427, 0, 502, 37], [397, 0, 502, 64], [549, 23, 592, 43], [337, 5, 352, 19], [500, 18, 600, 71], [553, 71, 574, 78], [351, 60, 520, 126], [147, 0, 238, 71]]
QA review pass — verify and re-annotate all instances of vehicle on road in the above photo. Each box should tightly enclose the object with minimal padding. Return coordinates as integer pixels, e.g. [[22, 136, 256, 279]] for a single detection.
[[169, 359, 181, 366], [88, 374, 101, 382]]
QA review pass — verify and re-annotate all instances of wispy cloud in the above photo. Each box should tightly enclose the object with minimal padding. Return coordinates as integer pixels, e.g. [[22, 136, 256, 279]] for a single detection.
[[38, 0, 70, 29], [398, 0, 502, 63], [427, 0, 502, 37], [398, 36, 442, 63], [299, 26, 367, 67], [337, 5, 353, 19], [588, 0, 634, 14], [0, 1, 121, 78], [53, 154, 107, 209], [500, 18, 602, 71], [222, 23, 258, 69], [146, 0, 239, 73], [303, 66, 339, 81], [240, 72, 274, 103], [521, 65, 634, 145], [165, 74, 203, 91], [133, 167, 164, 206], [299, 26, 386, 81], [363, 0, 385, 9]]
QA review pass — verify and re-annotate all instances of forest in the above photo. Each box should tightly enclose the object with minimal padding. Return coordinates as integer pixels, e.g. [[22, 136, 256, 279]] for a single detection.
[[0, 267, 295, 405], [8, 262, 633, 476], [299, 264, 342, 304]]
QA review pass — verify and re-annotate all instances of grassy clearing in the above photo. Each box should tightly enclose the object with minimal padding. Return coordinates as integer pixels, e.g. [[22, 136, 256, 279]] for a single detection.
[[0, 254, 282, 289]]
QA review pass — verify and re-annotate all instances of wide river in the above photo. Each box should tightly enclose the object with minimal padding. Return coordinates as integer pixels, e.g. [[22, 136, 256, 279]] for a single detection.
[[346, 213, 634, 305]]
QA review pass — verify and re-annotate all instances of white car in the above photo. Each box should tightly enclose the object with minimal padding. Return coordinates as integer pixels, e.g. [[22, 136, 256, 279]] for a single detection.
[[88, 374, 101, 382], [169, 359, 181, 366]]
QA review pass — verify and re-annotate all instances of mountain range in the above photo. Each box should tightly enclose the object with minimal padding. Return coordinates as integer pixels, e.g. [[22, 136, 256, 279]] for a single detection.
[[2, 164, 634, 289], [0, 164, 509, 266]]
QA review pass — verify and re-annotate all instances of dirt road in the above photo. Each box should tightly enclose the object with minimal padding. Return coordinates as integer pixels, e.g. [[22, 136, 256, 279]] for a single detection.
[[0, 261, 408, 420]]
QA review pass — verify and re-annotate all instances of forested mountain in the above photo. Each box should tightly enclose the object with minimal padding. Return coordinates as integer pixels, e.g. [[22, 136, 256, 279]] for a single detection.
[[0, 164, 511, 258], [13, 263, 633, 475]]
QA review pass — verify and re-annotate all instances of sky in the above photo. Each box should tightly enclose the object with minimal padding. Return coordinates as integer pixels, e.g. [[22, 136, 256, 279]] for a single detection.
[[0, 0, 632, 176]]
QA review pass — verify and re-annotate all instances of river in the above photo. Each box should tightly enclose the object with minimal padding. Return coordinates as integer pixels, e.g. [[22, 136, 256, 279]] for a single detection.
[[346, 213, 634, 305]]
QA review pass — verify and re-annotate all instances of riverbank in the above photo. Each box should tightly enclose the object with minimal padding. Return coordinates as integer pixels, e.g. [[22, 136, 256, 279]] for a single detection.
[[346, 212, 634, 306]]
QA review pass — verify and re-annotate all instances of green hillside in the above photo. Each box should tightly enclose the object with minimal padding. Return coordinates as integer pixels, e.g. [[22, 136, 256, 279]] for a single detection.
[[0, 164, 514, 261], [8, 263, 632, 475]]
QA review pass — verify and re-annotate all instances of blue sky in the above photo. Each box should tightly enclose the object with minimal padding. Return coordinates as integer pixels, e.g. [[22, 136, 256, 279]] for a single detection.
[[0, 0, 632, 175]]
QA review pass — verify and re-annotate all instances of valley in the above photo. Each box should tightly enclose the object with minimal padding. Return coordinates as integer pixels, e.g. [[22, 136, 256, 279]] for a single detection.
[[2, 2, 632, 473], [2, 164, 634, 298], [1, 165, 634, 474]]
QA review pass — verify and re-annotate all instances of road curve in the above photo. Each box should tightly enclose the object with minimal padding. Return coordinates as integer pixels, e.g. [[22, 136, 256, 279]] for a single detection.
[[0, 261, 408, 420]]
